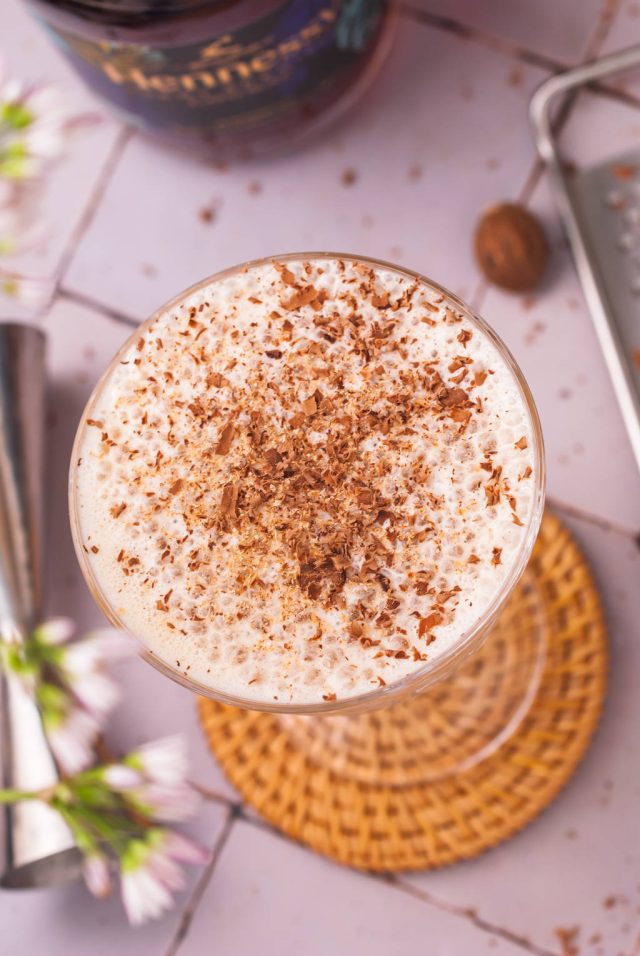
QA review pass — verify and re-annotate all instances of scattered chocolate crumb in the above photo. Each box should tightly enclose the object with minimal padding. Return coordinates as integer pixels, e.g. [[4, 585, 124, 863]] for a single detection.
[[474, 203, 548, 293], [612, 163, 637, 181], [554, 926, 579, 956], [220, 481, 239, 518], [515, 436, 528, 450], [492, 547, 502, 566], [214, 421, 235, 456], [199, 206, 215, 224], [524, 320, 546, 346], [507, 66, 523, 88], [110, 502, 127, 518], [322, 692, 336, 701], [341, 167, 358, 187]]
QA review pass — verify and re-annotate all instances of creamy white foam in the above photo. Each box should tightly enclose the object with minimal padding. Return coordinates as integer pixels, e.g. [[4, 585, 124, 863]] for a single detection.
[[73, 257, 538, 705]]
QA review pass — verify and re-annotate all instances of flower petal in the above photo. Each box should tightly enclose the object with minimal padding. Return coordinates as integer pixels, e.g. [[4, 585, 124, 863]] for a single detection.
[[121, 865, 174, 926], [64, 631, 131, 674], [69, 669, 120, 719], [33, 617, 75, 646], [163, 831, 210, 866], [132, 783, 201, 823], [46, 707, 99, 774], [103, 764, 143, 791], [83, 854, 112, 899], [130, 735, 188, 786]]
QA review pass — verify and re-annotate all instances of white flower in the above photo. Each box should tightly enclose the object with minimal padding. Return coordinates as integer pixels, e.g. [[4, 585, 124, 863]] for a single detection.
[[0, 61, 100, 304], [121, 859, 174, 926], [102, 764, 143, 791], [61, 629, 130, 719], [69, 668, 120, 720], [34, 617, 75, 646], [64, 630, 132, 672], [0, 73, 75, 181], [83, 853, 112, 899], [147, 848, 185, 893], [0, 619, 24, 644], [46, 706, 99, 774], [128, 735, 188, 786], [133, 783, 201, 823], [0, 271, 53, 308], [120, 830, 208, 925], [118, 737, 201, 822]]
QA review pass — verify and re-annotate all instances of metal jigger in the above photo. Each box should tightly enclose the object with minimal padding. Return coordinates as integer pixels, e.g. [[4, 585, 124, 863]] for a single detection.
[[0, 324, 82, 888]]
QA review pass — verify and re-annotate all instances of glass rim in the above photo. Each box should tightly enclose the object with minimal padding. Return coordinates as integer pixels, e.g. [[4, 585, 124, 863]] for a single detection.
[[69, 251, 546, 715]]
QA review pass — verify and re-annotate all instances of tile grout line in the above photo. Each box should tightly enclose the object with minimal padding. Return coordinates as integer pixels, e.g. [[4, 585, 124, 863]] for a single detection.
[[190, 781, 241, 808], [580, 0, 624, 62], [387, 876, 560, 956], [163, 806, 238, 956], [52, 124, 133, 293], [396, 1, 570, 73], [56, 284, 141, 328]]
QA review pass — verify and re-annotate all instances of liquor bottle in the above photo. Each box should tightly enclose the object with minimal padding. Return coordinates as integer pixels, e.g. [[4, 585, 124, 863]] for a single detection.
[[26, 0, 393, 161]]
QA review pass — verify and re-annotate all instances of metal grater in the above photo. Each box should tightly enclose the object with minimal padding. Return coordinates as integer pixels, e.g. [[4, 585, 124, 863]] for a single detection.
[[530, 46, 640, 472]]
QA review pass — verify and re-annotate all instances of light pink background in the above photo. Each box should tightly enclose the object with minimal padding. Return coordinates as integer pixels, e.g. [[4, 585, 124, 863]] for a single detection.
[[2, 1, 640, 953]]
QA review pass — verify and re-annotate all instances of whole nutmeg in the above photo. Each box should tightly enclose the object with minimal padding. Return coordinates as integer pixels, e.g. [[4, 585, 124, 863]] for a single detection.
[[474, 203, 548, 293]]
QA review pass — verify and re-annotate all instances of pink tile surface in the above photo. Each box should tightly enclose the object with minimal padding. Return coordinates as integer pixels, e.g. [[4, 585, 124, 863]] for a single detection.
[[0, 0, 639, 951], [178, 820, 529, 956]]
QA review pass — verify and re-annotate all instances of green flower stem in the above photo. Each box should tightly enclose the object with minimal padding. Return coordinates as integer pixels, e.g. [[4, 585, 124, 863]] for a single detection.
[[61, 801, 145, 857], [0, 787, 43, 803]]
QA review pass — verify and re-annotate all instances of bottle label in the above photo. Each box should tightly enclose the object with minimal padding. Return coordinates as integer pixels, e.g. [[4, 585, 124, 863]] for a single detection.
[[42, 0, 385, 133]]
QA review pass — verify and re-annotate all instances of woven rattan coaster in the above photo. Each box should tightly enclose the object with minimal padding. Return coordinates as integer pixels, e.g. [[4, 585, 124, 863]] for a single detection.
[[198, 512, 607, 871]]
